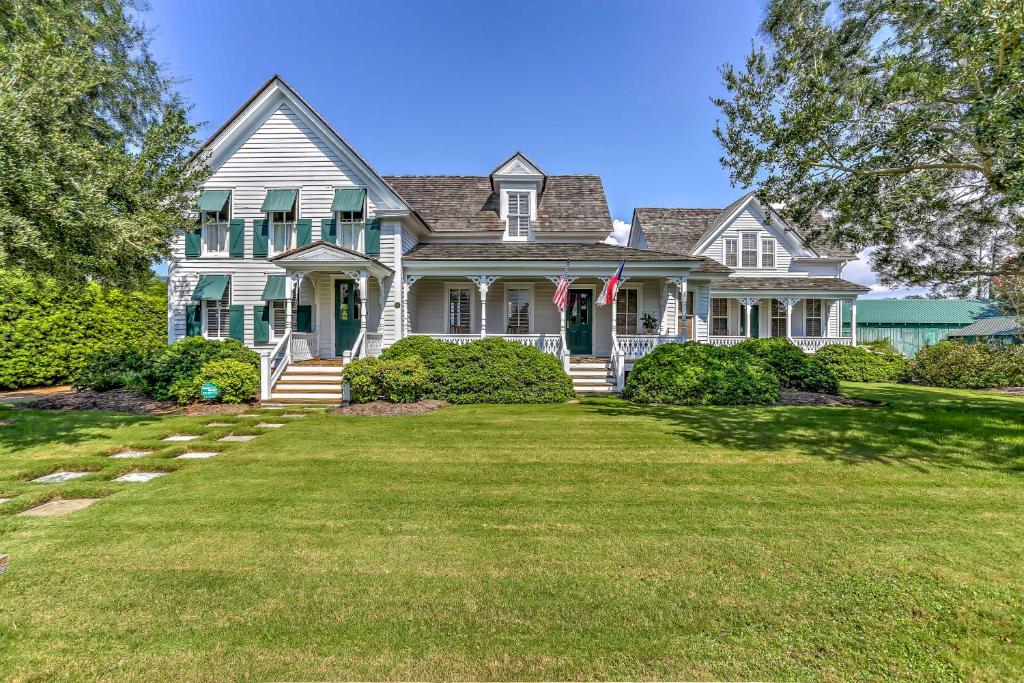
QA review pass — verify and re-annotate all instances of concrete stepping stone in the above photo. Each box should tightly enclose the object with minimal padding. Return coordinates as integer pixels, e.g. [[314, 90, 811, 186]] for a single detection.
[[281, 413, 306, 418], [0, 497, 11, 505], [218, 434, 257, 442], [33, 471, 90, 483], [110, 449, 152, 459], [162, 434, 201, 442], [175, 451, 219, 459], [256, 422, 286, 428], [18, 498, 98, 516], [113, 471, 167, 483], [206, 422, 234, 427]]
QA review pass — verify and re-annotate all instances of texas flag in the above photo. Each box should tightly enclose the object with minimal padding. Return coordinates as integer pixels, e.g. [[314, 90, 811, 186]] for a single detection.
[[596, 261, 625, 306]]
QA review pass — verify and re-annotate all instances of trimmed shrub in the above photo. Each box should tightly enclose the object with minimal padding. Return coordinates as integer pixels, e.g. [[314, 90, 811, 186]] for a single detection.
[[73, 346, 155, 392], [171, 358, 260, 405], [0, 270, 166, 389], [146, 337, 260, 400], [815, 343, 909, 383], [910, 340, 1024, 389], [380, 335, 573, 404], [735, 337, 839, 394], [623, 342, 780, 405], [343, 356, 428, 403]]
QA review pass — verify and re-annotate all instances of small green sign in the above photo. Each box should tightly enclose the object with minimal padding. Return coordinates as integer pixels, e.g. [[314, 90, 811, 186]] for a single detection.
[[200, 382, 219, 400]]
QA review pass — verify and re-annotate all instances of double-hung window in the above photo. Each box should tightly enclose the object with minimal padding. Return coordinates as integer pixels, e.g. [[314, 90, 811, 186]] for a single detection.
[[204, 277, 231, 339], [507, 191, 531, 238], [804, 299, 823, 337], [616, 288, 639, 334], [268, 192, 298, 256], [724, 238, 738, 267], [761, 238, 776, 269], [448, 287, 472, 334], [741, 233, 758, 268], [200, 192, 231, 256], [771, 299, 787, 337], [711, 298, 729, 336], [506, 287, 531, 334]]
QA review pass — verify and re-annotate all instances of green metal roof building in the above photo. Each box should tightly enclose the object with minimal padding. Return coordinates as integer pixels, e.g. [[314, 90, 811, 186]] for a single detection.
[[842, 299, 999, 357]]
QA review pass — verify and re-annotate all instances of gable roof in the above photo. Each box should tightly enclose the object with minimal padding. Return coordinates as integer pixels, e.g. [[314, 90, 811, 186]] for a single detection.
[[633, 195, 856, 259], [841, 299, 1001, 325], [268, 240, 393, 274], [383, 174, 612, 234], [490, 151, 545, 177], [948, 315, 1023, 338]]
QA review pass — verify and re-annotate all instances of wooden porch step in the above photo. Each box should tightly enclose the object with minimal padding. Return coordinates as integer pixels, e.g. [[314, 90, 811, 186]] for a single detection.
[[274, 383, 342, 392], [282, 365, 343, 375], [270, 391, 344, 401]]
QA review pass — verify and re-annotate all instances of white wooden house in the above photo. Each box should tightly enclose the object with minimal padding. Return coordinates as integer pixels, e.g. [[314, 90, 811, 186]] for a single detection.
[[169, 76, 866, 402]]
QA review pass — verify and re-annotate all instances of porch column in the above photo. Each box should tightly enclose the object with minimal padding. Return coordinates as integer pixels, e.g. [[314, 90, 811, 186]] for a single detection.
[[358, 271, 368, 356], [739, 297, 758, 338], [850, 298, 858, 342], [401, 275, 421, 338], [286, 274, 297, 333], [667, 277, 687, 338], [470, 276, 497, 338], [545, 274, 576, 366], [782, 297, 800, 340]]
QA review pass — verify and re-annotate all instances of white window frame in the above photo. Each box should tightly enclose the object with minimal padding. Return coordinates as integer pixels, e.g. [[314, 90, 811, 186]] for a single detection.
[[267, 188, 299, 257], [500, 186, 536, 242], [444, 282, 474, 334], [334, 189, 366, 251], [200, 190, 232, 257], [202, 276, 231, 340], [615, 284, 643, 334], [504, 283, 534, 334], [804, 299, 823, 337], [711, 297, 729, 336], [724, 238, 738, 268], [740, 233, 758, 268], [761, 237, 776, 269]]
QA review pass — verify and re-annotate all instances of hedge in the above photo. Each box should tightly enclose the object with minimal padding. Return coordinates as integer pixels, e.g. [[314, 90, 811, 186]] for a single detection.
[[0, 269, 166, 389], [910, 340, 1024, 389], [623, 342, 780, 405], [171, 358, 261, 405], [343, 356, 428, 403], [145, 337, 260, 400], [814, 342, 909, 383], [734, 337, 839, 394]]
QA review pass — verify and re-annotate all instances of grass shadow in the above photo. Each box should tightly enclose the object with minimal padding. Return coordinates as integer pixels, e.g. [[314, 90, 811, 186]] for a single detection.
[[0, 407, 159, 453]]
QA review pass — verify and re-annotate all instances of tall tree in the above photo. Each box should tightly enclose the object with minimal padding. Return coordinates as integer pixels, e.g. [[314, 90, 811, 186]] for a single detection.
[[0, 0, 205, 288], [713, 0, 1024, 297]]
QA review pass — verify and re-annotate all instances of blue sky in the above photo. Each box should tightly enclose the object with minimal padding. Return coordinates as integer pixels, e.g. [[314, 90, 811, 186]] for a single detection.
[[148, 0, 907, 295]]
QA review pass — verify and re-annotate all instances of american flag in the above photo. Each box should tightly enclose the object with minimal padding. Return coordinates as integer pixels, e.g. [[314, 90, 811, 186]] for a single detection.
[[552, 261, 571, 312], [597, 261, 625, 306]]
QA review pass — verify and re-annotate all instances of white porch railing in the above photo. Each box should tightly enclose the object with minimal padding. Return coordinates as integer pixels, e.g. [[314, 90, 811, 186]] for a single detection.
[[791, 336, 853, 352], [491, 334, 562, 355], [618, 334, 684, 359], [261, 329, 292, 400], [290, 332, 317, 362], [708, 336, 747, 347], [366, 332, 384, 357], [425, 334, 480, 346]]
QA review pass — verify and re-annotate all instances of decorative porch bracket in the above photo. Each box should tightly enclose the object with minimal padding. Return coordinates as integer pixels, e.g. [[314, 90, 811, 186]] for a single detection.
[[401, 274, 422, 339], [469, 276, 499, 338], [735, 297, 759, 338], [780, 297, 801, 340]]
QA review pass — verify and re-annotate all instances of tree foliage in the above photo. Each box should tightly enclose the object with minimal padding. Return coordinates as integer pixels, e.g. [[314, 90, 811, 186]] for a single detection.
[[0, 0, 205, 287], [714, 0, 1024, 296]]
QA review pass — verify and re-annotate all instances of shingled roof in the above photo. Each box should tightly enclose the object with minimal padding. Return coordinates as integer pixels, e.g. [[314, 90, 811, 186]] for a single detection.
[[383, 175, 612, 234], [404, 242, 716, 263], [714, 277, 870, 292]]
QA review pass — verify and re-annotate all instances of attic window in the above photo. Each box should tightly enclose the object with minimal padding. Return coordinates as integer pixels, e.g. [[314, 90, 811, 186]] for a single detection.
[[507, 191, 531, 238]]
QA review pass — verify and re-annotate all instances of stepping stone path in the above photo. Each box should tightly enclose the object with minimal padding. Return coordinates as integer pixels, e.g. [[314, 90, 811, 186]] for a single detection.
[[18, 498, 99, 516], [281, 414, 306, 418], [219, 434, 257, 442], [33, 471, 90, 484], [206, 422, 234, 427], [113, 472, 167, 483], [257, 423, 286, 428], [175, 451, 219, 459], [110, 450, 152, 459], [0, 497, 11, 505], [163, 435, 201, 442]]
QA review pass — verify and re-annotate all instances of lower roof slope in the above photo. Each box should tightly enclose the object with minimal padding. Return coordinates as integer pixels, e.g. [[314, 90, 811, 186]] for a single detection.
[[405, 242, 730, 271], [840, 299, 1000, 324]]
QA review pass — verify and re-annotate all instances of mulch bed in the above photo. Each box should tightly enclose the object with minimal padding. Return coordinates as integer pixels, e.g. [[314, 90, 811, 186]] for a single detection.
[[986, 386, 1024, 396], [15, 389, 256, 416], [777, 390, 882, 407], [332, 400, 448, 416]]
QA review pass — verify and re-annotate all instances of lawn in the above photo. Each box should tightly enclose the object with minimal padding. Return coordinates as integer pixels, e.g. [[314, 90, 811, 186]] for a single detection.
[[0, 384, 1022, 681]]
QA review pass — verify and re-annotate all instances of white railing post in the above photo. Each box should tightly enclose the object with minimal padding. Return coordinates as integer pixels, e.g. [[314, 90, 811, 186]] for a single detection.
[[850, 299, 858, 343], [260, 354, 271, 401], [357, 272, 368, 358]]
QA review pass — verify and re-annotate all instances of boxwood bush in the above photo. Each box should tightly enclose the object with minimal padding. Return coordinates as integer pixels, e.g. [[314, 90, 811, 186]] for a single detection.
[[378, 335, 573, 404], [734, 337, 839, 394], [814, 342, 909, 382], [171, 358, 260, 405], [910, 340, 1024, 389], [623, 342, 780, 405], [343, 356, 428, 403], [145, 337, 261, 400]]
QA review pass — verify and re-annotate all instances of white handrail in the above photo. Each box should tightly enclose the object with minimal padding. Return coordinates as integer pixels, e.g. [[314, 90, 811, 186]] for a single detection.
[[346, 329, 366, 362], [261, 329, 292, 400]]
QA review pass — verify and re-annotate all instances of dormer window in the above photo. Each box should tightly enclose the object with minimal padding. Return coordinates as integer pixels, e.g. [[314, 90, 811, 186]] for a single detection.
[[197, 189, 231, 257], [507, 191, 531, 239]]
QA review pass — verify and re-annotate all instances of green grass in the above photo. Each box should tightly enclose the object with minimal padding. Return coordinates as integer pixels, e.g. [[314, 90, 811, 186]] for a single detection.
[[0, 384, 1022, 681]]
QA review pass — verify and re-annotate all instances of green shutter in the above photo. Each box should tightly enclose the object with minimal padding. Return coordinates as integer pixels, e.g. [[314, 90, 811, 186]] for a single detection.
[[185, 229, 201, 257], [296, 305, 312, 333], [229, 305, 245, 341], [254, 305, 270, 344], [321, 218, 336, 243], [229, 218, 245, 258], [296, 218, 312, 247], [364, 218, 381, 256], [186, 304, 202, 336], [252, 218, 268, 257]]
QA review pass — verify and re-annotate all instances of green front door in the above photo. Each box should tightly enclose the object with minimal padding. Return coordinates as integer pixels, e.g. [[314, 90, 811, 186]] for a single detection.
[[566, 289, 593, 355], [334, 279, 360, 355]]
